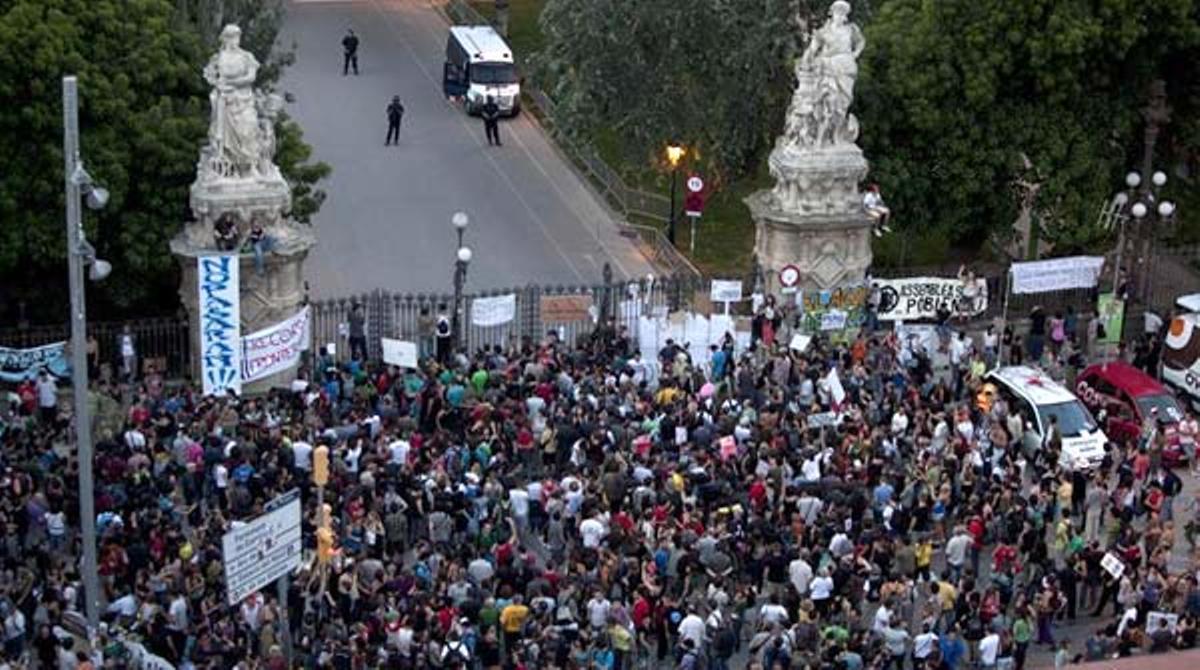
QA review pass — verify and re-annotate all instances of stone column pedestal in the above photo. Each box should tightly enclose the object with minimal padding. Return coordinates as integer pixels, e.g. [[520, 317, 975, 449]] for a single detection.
[[746, 143, 873, 294], [172, 229, 315, 395]]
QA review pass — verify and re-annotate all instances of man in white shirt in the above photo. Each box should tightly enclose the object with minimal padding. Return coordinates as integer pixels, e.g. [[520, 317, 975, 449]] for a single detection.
[[944, 527, 972, 581], [978, 631, 1001, 668], [912, 623, 939, 665], [788, 553, 813, 597], [291, 439, 313, 472], [759, 595, 789, 627], [586, 594, 611, 632], [36, 372, 57, 426], [389, 436, 411, 467], [579, 515, 607, 549], [677, 611, 706, 650]]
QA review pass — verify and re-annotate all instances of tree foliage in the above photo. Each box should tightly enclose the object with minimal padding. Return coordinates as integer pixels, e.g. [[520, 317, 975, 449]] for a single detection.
[[535, 0, 876, 186], [0, 0, 327, 319], [857, 0, 1200, 251]]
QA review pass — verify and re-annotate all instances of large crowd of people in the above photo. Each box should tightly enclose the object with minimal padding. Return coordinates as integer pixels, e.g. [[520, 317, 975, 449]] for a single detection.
[[1, 313, 1198, 670]]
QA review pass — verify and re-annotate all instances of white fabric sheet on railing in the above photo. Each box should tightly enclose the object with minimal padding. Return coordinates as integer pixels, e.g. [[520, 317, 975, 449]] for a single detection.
[[1010, 256, 1105, 294]]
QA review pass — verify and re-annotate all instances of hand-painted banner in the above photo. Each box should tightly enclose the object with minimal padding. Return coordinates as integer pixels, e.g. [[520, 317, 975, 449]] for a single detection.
[[198, 254, 242, 396], [241, 306, 309, 383], [0, 342, 69, 382], [874, 277, 987, 321]]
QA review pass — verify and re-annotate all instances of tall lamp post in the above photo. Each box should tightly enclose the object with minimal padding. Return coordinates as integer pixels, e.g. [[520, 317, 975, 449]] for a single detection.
[[63, 75, 112, 635], [665, 142, 685, 246], [451, 246, 473, 350], [1110, 169, 1176, 304], [450, 212, 471, 352]]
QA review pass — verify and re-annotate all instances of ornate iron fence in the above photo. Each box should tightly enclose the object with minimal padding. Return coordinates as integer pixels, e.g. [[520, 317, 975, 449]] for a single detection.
[[0, 317, 192, 379], [308, 275, 706, 363]]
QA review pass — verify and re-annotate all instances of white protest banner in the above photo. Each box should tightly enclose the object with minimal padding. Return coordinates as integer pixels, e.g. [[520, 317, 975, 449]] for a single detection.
[[1147, 611, 1179, 633], [789, 333, 812, 352], [381, 338, 418, 368], [240, 306, 309, 383], [710, 280, 743, 303], [875, 277, 987, 321], [470, 293, 516, 327], [820, 310, 848, 331], [1010, 255, 1105, 294], [807, 412, 843, 429], [1100, 552, 1125, 579], [197, 254, 241, 396]]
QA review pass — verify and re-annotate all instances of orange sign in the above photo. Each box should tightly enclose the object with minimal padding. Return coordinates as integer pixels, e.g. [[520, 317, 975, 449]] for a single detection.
[[540, 295, 592, 323]]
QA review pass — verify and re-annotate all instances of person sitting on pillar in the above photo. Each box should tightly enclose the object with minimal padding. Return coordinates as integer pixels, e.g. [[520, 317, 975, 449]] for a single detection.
[[863, 183, 892, 237], [214, 213, 241, 251]]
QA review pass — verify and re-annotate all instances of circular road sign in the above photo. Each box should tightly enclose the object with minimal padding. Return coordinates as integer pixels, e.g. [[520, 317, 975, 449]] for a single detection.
[[686, 175, 704, 193], [779, 264, 801, 288]]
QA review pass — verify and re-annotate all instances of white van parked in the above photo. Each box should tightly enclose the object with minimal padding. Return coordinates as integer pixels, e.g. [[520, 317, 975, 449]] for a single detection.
[[442, 25, 520, 116], [985, 365, 1108, 471]]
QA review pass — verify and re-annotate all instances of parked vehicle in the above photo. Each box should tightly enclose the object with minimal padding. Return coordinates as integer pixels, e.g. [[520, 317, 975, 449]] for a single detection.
[[1163, 293, 1200, 411], [1076, 361, 1187, 467], [985, 365, 1108, 471], [443, 25, 521, 116]]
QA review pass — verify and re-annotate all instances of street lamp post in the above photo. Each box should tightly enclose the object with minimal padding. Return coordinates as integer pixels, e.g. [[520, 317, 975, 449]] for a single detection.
[[452, 210, 469, 252], [1111, 169, 1176, 305], [665, 143, 685, 246], [451, 246, 472, 350], [63, 75, 112, 636]]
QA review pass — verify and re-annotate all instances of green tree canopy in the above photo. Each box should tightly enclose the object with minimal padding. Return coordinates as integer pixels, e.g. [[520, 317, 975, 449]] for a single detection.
[[856, 0, 1200, 251], [536, 0, 874, 187], [0, 0, 327, 320]]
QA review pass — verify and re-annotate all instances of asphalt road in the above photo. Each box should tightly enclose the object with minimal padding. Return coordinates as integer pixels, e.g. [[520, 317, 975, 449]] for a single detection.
[[279, 0, 652, 299]]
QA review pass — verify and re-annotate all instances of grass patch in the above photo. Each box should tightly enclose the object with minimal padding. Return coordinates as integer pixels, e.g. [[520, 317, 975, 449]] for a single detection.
[[468, 0, 545, 57]]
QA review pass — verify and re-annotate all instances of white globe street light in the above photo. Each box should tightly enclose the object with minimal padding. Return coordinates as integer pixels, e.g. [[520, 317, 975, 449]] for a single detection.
[[1131, 202, 1148, 218], [1152, 171, 1168, 187], [1158, 201, 1176, 217], [451, 211, 469, 250], [457, 246, 473, 264], [1125, 171, 1142, 188], [1114, 192, 1129, 206]]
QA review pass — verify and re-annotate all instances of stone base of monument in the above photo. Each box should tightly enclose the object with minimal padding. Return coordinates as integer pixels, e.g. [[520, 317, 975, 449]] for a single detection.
[[747, 143, 873, 294], [171, 225, 316, 395]]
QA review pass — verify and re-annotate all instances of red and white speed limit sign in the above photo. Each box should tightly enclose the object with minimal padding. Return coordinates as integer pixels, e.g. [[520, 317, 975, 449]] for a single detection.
[[779, 264, 801, 288], [686, 175, 704, 193]]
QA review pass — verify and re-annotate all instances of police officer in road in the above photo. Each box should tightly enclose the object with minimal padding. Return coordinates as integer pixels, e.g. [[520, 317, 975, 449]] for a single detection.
[[342, 29, 359, 75], [386, 96, 405, 146], [481, 96, 501, 146]]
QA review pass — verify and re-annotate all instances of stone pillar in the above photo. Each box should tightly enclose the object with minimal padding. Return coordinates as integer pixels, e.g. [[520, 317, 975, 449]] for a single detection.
[[745, 144, 872, 295]]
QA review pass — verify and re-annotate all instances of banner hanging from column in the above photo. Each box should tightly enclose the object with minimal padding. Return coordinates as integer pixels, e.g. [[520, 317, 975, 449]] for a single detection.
[[197, 254, 242, 396], [241, 306, 310, 383]]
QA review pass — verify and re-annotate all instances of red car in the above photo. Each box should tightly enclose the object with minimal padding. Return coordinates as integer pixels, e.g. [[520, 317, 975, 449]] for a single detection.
[[1076, 362, 1188, 467]]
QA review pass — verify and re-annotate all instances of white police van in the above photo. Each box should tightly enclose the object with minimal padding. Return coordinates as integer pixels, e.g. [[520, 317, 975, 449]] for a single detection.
[[985, 365, 1108, 471], [442, 25, 520, 116]]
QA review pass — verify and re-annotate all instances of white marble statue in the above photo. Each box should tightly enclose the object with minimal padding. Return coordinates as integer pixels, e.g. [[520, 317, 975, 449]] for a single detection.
[[203, 25, 263, 179], [783, 0, 865, 149]]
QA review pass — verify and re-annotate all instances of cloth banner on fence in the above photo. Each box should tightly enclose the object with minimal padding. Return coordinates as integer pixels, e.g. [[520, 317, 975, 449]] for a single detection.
[[240, 306, 309, 383], [197, 254, 242, 396], [894, 323, 940, 354], [795, 286, 868, 341], [0, 342, 69, 382], [1010, 256, 1105, 294], [381, 338, 418, 368], [875, 276, 988, 321], [540, 295, 593, 323], [470, 294, 516, 327]]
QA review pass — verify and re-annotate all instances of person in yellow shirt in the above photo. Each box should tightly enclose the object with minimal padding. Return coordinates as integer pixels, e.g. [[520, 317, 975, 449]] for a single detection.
[[914, 538, 934, 582], [499, 594, 530, 650]]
